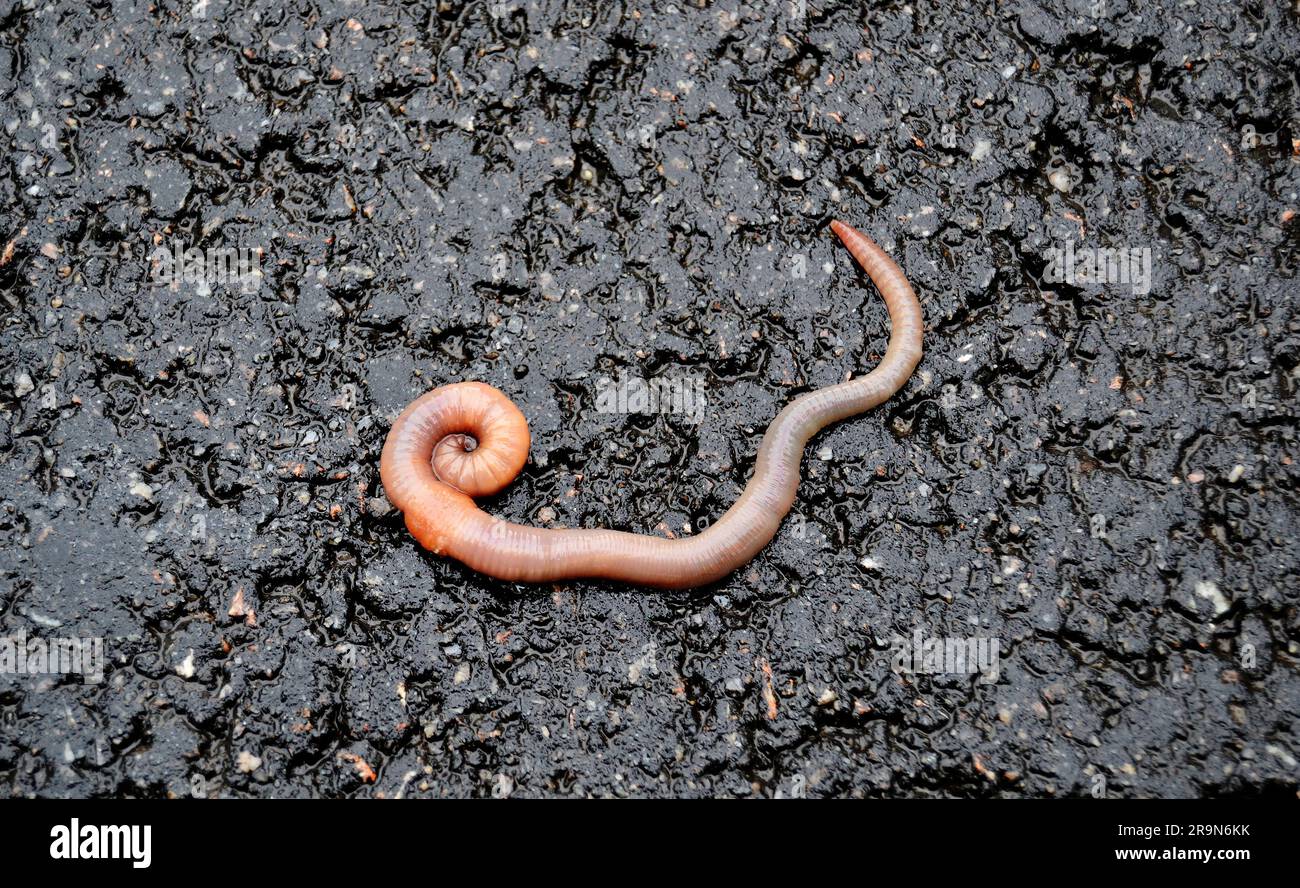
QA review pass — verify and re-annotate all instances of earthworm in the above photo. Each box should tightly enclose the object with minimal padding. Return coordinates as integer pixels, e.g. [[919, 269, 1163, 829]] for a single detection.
[[380, 220, 923, 589]]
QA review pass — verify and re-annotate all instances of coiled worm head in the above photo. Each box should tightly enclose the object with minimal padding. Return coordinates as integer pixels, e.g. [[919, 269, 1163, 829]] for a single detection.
[[429, 386, 530, 497]]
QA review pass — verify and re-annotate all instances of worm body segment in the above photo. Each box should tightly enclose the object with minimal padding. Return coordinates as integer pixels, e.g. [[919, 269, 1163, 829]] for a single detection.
[[380, 220, 923, 589]]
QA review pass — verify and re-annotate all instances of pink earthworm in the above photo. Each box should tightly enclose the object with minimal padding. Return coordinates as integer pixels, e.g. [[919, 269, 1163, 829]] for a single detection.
[[379, 220, 923, 588]]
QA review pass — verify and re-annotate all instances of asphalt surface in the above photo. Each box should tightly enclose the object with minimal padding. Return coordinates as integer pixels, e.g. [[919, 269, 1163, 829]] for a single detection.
[[1, 0, 1297, 797]]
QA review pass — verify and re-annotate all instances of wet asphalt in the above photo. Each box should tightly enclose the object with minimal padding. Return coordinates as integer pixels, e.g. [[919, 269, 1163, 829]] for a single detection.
[[1, 0, 1297, 797]]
